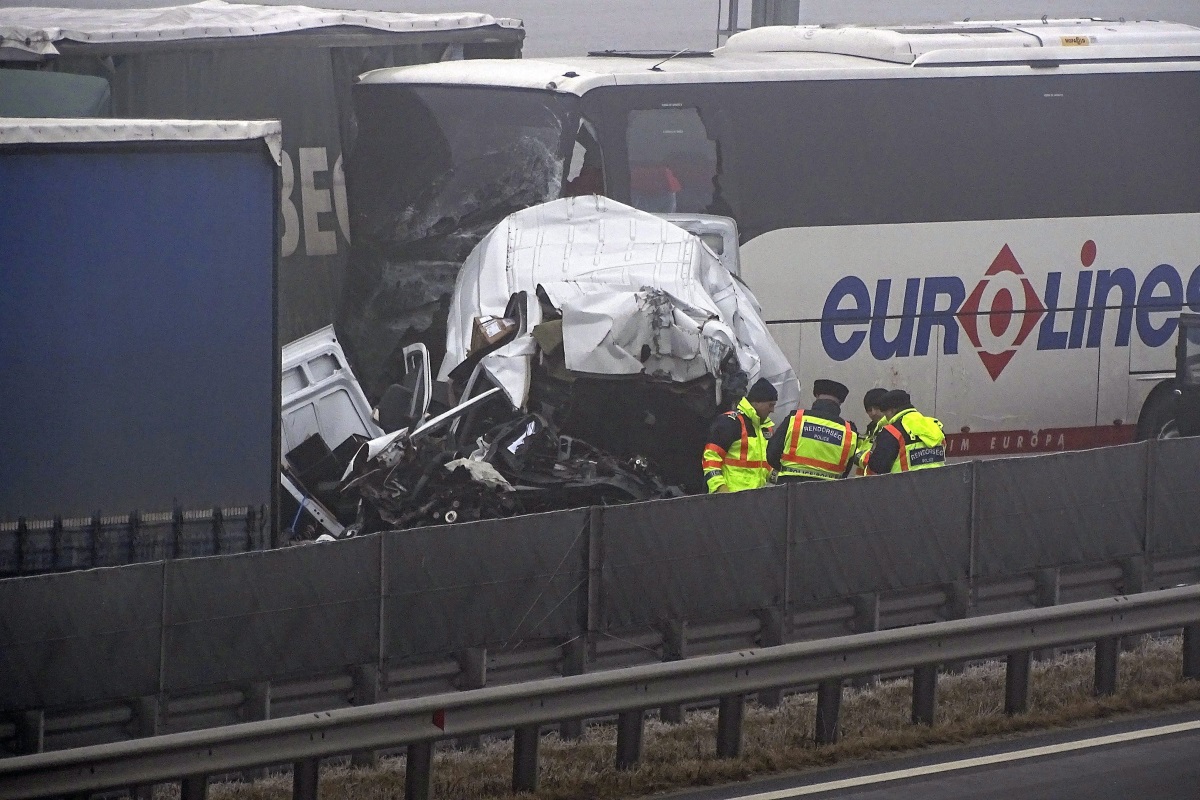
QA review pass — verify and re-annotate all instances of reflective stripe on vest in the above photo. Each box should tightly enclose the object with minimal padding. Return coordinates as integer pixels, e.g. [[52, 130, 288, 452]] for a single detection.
[[882, 416, 946, 473], [779, 413, 854, 479], [720, 411, 770, 470]]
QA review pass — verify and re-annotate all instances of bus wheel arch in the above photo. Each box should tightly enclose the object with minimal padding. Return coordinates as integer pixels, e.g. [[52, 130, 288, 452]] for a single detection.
[[1135, 379, 1179, 441]]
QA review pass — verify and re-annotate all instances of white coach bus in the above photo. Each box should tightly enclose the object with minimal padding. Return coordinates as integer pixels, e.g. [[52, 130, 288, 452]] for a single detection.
[[344, 19, 1200, 456]]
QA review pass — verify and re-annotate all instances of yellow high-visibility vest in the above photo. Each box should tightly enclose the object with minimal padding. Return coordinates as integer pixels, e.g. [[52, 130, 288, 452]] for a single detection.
[[777, 412, 857, 481]]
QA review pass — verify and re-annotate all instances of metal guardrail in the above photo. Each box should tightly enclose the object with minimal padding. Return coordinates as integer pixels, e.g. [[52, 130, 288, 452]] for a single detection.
[[3, 584, 1199, 800]]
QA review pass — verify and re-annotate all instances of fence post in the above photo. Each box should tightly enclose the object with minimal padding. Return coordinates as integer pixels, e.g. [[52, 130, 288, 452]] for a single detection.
[[1094, 637, 1120, 696], [716, 694, 745, 758], [512, 724, 540, 792], [586, 506, 604, 637], [911, 665, 938, 725], [16, 517, 28, 575], [1184, 625, 1200, 680], [351, 665, 380, 768], [944, 581, 972, 674], [242, 682, 271, 781], [615, 709, 645, 770], [90, 512, 102, 568], [292, 758, 319, 800], [211, 507, 224, 556], [405, 742, 433, 800], [814, 679, 842, 744], [128, 510, 140, 564], [16, 710, 44, 755], [180, 775, 208, 800], [756, 607, 786, 707], [131, 696, 161, 800], [1005, 651, 1032, 715], [172, 504, 185, 559], [559, 637, 587, 739], [851, 593, 880, 688], [659, 620, 687, 723], [455, 648, 487, 749], [51, 515, 63, 571]]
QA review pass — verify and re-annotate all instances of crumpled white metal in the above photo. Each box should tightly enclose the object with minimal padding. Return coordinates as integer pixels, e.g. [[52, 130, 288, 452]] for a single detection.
[[439, 195, 800, 418]]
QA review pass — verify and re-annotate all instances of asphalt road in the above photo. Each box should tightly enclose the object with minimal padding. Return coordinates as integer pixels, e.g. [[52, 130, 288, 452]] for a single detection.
[[658, 709, 1200, 800]]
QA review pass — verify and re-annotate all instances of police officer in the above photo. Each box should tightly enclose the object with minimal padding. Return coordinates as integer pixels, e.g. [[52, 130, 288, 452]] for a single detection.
[[865, 390, 947, 474], [767, 379, 858, 483], [852, 387, 888, 477], [703, 378, 777, 493]]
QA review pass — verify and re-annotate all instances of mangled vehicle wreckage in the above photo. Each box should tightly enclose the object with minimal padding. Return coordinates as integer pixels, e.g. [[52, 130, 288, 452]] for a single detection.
[[282, 197, 798, 538]]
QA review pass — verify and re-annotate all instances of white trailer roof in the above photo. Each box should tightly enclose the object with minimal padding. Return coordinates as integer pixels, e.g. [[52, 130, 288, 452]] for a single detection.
[[0, 0, 522, 58], [359, 17, 1200, 95], [0, 117, 283, 163]]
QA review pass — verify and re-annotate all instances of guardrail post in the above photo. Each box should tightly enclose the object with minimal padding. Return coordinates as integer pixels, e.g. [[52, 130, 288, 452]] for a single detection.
[[851, 593, 880, 688], [559, 637, 588, 739], [181, 775, 209, 800], [512, 724, 540, 792], [293, 758, 319, 800], [15, 517, 28, 574], [756, 607, 786, 707], [944, 581, 972, 674], [51, 515, 63, 570], [1094, 637, 1120, 696], [1004, 651, 1032, 715], [814, 679, 842, 744], [1119, 556, 1149, 651], [351, 664, 380, 768], [1184, 625, 1200, 680], [911, 665, 938, 725], [615, 709, 645, 770], [659, 620, 687, 723], [455, 647, 487, 748], [131, 696, 161, 800], [172, 504, 185, 559], [17, 710, 44, 754], [716, 694, 745, 758], [405, 742, 433, 800], [1033, 568, 1061, 661], [241, 682, 271, 780]]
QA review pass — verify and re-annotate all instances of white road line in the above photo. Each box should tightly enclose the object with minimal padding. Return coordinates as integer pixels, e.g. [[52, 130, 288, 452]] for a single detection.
[[729, 719, 1200, 799]]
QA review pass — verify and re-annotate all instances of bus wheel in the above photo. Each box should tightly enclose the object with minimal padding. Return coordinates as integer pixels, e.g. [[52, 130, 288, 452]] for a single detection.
[[1135, 380, 1178, 441]]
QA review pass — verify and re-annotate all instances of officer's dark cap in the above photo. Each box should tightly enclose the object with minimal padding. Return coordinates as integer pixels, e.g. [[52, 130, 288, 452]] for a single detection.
[[863, 387, 888, 411], [746, 378, 778, 402], [880, 389, 913, 411], [813, 379, 849, 404]]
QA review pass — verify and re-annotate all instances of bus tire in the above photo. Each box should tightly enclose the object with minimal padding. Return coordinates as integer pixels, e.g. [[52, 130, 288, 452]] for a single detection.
[[1135, 380, 1179, 441]]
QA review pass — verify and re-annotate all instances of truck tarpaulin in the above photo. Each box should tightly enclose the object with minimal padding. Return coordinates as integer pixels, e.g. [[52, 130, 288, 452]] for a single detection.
[[0, 1, 524, 342]]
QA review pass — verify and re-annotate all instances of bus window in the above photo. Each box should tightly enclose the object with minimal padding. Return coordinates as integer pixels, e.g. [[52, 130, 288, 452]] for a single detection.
[[625, 107, 717, 213], [564, 118, 606, 197]]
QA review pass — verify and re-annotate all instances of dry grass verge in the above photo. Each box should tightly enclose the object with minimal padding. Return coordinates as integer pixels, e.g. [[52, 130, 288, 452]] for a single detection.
[[175, 637, 1200, 800]]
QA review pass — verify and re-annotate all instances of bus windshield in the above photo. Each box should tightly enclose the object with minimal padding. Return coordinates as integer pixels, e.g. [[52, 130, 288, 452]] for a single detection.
[[341, 84, 580, 392]]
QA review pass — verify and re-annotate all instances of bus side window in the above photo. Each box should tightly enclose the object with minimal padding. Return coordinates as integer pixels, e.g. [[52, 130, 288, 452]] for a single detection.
[[564, 118, 607, 197], [625, 107, 717, 213]]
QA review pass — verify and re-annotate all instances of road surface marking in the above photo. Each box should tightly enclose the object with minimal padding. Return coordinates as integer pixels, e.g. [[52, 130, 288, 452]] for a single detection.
[[729, 718, 1200, 798]]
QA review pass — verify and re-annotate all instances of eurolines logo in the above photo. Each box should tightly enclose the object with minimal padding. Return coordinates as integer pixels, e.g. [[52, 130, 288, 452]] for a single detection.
[[820, 240, 1200, 380]]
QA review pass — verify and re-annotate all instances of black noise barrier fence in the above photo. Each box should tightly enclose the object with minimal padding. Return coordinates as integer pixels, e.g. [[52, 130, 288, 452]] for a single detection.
[[0, 438, 1197, 749]]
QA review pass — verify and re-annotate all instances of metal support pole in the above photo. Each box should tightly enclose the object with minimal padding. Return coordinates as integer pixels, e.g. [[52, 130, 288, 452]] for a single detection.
[[1094, 637, 1120, 696], [405, 742, 433, 800], [17, 710, 44, 755], [16, 517, 28, 574], [132, 696, 161, 800], [292, 758, 319, 800], [512, 724, 540, 793], [128, 510, 140, 563], [172, 505, 185, 559], [814, 679, 842, 744], [51, 515, 63, 570], [911, 665, 938, 725], [1005, 651, 1032, 715], [659, 620, 687, 723], [90, 512, 102, 567], [716, 694, 744, 758], [1119, 556, 1149, 651], [756, 608, 786, 707], [211, 507, 224, 556], [180, 775, 208, 800], [559, 637, 587, 740], [455, 648, 486, 748], [351, 664, 380, 768], [851, 593, 881, 688], [615, 709, 645, 770], [1184, 624, 1200, 680]]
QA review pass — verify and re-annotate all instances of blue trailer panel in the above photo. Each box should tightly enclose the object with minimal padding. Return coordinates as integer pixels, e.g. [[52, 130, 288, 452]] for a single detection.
[[0, 120, 279, 531]]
